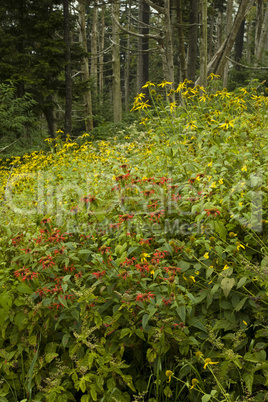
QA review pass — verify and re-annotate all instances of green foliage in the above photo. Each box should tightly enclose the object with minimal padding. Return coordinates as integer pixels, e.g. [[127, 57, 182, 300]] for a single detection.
[[1, 81, 268, 401], [0, 81, 37, 142]]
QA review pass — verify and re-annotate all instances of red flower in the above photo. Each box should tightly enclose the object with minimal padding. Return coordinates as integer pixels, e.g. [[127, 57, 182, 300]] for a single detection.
[[92, 270, 106, 278]]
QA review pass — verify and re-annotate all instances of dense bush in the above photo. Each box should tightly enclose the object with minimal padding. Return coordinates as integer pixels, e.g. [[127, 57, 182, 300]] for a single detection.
[[0, 78, 268, 401]]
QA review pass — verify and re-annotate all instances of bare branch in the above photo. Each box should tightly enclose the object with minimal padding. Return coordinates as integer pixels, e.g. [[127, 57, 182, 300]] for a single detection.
[[144, 0, 164, 14], [112, 9, 163, 42], [226, 56, 268, 70], [0, 139, 19, 153], [109, 37, 158, 53]]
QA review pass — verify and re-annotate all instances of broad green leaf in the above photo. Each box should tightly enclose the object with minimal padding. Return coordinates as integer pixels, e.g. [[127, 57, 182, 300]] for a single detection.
[[236, 276, 248, 289], [0, 293, 12, 310], [142, 313, 149, 330], [62, 334, 70, 347], [16, 283, 33, 295], [120, 328, 133, 339], [202, 394, 211, 402], [45, 353, 58, 363], [14, 311, 28, 329], [176, 305, 186, 323], [234, 297, 248, 312], [221, 277, 235, 297], [243, 371, 254, 394], [90, 386, 98, 401]]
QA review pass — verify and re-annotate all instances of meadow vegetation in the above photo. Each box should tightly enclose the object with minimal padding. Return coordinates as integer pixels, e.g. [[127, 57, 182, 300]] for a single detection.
[[1, 76, 268, 401]]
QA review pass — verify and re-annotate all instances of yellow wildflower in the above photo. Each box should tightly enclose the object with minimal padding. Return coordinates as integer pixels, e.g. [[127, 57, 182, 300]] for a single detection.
[[222, 265, 229, 270], [190, 378, 199, 390], [208, 73, 220, 80], [207, 161, 212, 167], [241, 165, 247, 172], [203, 358, 219, 369], [165, 370, 173, 383], [236, 243, 245, 251], [176, 82, 186, 92], [195, 351, 203, 358], [169, 101, 177, 112], [203, 252, 209, 259], [142, 81, 155, 88], [158, 80, 173, 88], [140, 252, 150, 262]]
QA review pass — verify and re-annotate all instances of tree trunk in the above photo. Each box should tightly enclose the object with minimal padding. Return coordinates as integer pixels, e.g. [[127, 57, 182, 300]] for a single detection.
[[255, 2, 268, 62], [164, 0, 175, 86], [137, 0, 150, 94], [246, 19, 253, 64], [124, 0, 131, 111], [214, 0, 254, 77], [63, 0, 72, 137], [78, 0, 93, 132], [112, 1, 122, 123], [234, 18, 245, 64], [43, 95, 55, 139], [91, 5, 98, 94], [99, 4, 105, 100], [199, 0, 207, 88], [187, 0, 198, 83], [177, 0, 186, 82], [254, 0, 264, 59], [208, 1, 215, 62], [222, 0, 233, 88]]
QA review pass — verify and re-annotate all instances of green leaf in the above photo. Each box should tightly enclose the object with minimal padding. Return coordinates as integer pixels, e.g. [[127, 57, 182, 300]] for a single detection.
[[176, 305, 186, 323], [71, 309, 80, 322], [90, 386, 98, 401], [16, 283, 33, 295], [14, 311, 28, 329], [234, 297, 248, 312], [88, 352, 95, 370], [62, 334, 70, 347], [81, 395, 90, 402], [120, 328, 132, 339], [58, 294, 68, 308], [0, 292, 12, 310], [142, 314, 150, 330], [214, 221, 226, 241], [146, 348, 157, 363], [221, 277, 235, 297], [202, 395, 211, 402], [45, 353, 58, 363], [243, 371, 254, 394], [236, 276, 248, 289], [135, 327, 145, 340]]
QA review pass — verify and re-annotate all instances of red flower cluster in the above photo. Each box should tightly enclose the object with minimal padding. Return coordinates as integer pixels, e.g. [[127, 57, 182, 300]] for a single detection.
[[204, 208, 220, 216], [14, 267, 38, 281], [121, 256, 136, 266], [151, 250, 169, 265], [139, 238, 152, 246], [92, 270, 106, 278], [116, 173, 130, 181], [11, 233, 23, 246], [136, 291, 155, 302], [39, 256, 55, 270], [135, 262, 150, 276], [119, 214, 134, 223]]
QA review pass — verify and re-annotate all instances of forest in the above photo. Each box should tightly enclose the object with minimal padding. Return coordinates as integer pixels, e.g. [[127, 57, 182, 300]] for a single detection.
[[1, 1, 268, 402], [0, 0, 268, 153]]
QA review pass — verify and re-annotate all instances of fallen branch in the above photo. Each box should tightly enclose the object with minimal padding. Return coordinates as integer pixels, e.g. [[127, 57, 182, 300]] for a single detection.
[[226, 56, 268, 70], [0, 139, 19, 153]]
